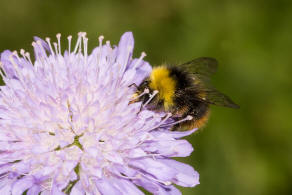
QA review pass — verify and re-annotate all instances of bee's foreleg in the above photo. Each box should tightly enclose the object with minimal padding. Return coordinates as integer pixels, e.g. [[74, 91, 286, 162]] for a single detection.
[[128, 83, 138, 89]]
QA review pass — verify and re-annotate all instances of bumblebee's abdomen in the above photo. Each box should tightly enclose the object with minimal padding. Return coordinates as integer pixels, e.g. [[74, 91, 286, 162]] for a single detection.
[[172, 103, 210, 131], [149, 66, 176, 110]]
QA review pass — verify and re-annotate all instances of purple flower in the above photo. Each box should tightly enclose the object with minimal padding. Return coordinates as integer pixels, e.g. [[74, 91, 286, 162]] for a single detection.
[[0, 32, 199, 194]]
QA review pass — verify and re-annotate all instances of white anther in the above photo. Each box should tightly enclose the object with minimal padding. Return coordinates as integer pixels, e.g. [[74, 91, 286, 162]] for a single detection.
[[25, 52, 32, 64], [98, 35, 104, 47], [130, 88, 150, 101], [20, 49, 25, 56], [186, 115, 193, 120], [31, 41, 37, 48], [56, 33, 61, 55], [45, 37, 55, 56], [133, 51, 147, 69]]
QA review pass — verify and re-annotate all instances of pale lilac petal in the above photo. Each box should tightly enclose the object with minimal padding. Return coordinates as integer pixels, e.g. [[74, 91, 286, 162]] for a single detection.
[[0, 183, 12, 194], [33, 36, 50, 53], [160, 159, 200, 187], [142, 139, 193, 157], [117, 32, 134, 75], [129, 158, 176, 181], [94, 179, 121, 194], [51, 183, 66, 195], [134, 61, 152, 85], [70, 182, 84, 195], [156, 128, 198, 139], [0, 50, 18, 78], [11, 177, 34, 195], [111, 178, 144, 195], [134, 178, 181, 195], [27, 185, 41, 195]]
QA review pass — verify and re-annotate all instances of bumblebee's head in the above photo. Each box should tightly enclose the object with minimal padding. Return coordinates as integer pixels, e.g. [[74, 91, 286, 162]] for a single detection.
[[129, 78, 160, 110], [135, 79, 152, 104], [131, 66, 177, 110], [137, 79, 150, 92]]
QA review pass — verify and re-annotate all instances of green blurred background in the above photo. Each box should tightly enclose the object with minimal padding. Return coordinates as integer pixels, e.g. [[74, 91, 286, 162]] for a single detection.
[[0, 0, 291, 194]]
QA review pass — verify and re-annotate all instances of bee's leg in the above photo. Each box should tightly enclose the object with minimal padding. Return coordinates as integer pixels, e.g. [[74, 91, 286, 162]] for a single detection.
[[128, 83, 138, 89]]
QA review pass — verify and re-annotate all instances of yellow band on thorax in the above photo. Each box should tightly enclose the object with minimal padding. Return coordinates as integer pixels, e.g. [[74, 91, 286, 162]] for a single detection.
[[149, 66, 176, 110]]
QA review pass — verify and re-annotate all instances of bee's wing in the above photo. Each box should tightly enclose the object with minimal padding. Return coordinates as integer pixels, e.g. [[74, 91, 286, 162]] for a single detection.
[[196, 88, 240, 109], [187, 75, 240, 109], [180, 57, 239, 108], [179, 57, 218, 76]]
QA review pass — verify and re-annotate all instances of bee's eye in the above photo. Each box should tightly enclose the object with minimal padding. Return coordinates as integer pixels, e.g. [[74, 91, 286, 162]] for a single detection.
[[144, 80, 150, 85]]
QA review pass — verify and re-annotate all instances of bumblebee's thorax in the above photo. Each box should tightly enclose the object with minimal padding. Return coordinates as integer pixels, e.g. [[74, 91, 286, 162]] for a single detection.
[[149, 66, 176, 110]]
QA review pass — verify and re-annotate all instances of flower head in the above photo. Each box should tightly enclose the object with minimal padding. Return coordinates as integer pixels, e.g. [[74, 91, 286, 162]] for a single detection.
[[0, 32, 199, 194]]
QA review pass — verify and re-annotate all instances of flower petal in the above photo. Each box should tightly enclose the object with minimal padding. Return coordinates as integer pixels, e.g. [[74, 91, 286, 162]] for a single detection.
[[117, 32, 134, 75], [11, 176, 34, 195], [160, 159, 200, 187]]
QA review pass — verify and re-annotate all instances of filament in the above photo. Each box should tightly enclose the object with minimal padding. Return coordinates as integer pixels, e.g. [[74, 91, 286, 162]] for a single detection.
[[160, 115, 193, 128], [142, 90, 158, 108]]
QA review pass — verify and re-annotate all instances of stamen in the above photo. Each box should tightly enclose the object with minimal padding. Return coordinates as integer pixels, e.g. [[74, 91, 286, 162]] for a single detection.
[[143, 90, 158, 108], [130, 88, 150, 101], [67, 35, 72, 55], [147, 112, 172, 131], [98, 35, 104, 48], [45, 37, 55, 56], [98, 35, 104, 64], [20, 49, 29, 63], [53, 42, 58, 56], [31, 42, 38, 58], [20, 49, 26, 58], [73, 32, 83, 54], [160, 115, 193, 128], [133, 52, 146, 69], [36, 40, 48, 58], [9, 55, 19, 71], [12, 50, 21, 61], [8, 54, 25, 83], [25, 52, 32, 65], [56, 33, 61, 55], [11, 51, 20, 63], [106, 40, 110, 47], [83, 36, 88, 62], [78, 32, 86, 54]]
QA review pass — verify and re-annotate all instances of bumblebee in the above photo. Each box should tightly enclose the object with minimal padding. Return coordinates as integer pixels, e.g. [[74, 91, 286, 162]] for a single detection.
[[131, 57, 239, 131]]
